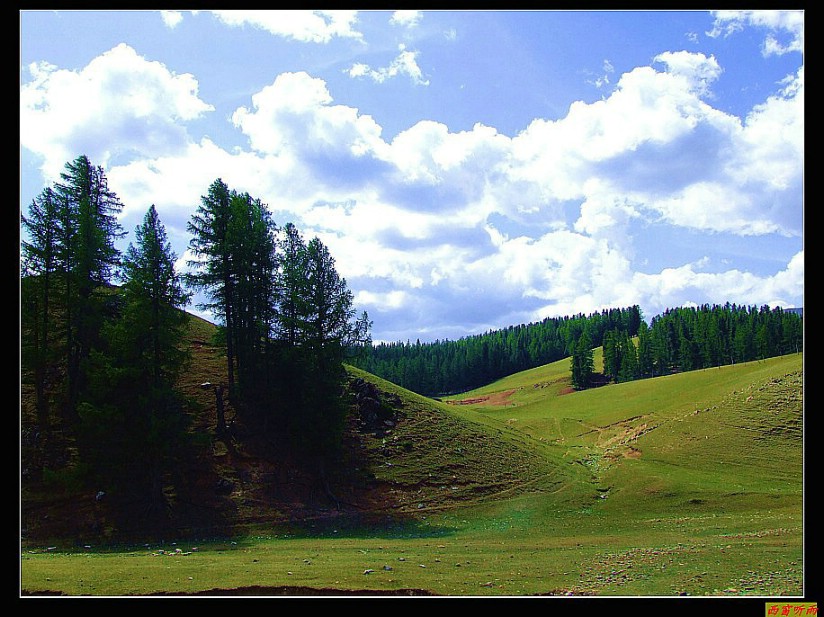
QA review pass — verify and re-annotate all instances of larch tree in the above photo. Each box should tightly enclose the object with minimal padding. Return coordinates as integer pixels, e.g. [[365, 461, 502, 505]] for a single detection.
[[21, 187, 61, 442], [187, 179, 237, 388], [78, 205, 191, 520], [53, 155, 125, 426]]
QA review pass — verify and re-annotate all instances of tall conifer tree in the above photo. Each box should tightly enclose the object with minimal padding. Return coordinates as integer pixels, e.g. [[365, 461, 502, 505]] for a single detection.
[[79, 206, 190, 519]]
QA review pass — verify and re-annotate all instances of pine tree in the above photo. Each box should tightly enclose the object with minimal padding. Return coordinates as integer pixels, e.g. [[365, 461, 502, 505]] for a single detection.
[[188, 181, 283, 423], [53, 155, 125, 425], [187, 179, 237, 388], [21, 156, 124, 435], [570, 330, 594, 390], [120, 205, 191, 385], [290, 236, 370, 455], [636, 321, 653, 378], [226, 191, 277, 396], [78, 206, 191, 520], [617, 331, 639, 382], [21, 187, 62, 445], [275, 222, 312, 347], [602, 330, 619, 382]]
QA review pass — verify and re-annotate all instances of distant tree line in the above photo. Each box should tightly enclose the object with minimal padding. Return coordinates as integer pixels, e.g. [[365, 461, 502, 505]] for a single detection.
[[21, 156, 369, 519], [354, 301, 803, 397], [574, 303, 803, 392], [351, 306, 642, 396]]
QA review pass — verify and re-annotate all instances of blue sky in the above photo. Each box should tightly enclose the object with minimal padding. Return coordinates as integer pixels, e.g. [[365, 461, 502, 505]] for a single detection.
[[20, 10, 804, 343]]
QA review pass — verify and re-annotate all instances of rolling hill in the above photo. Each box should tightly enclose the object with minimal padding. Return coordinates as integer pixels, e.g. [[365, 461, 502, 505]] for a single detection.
[[443, 350, 803, 517], [20, 313, 804, 596], [21, 313, 591, 543]]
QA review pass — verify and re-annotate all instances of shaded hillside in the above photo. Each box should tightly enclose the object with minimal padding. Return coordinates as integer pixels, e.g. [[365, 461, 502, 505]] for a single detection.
[[20, 312, 574, 545]]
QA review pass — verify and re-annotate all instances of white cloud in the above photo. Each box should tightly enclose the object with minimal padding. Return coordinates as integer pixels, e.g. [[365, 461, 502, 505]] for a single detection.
[[386, 120, 508, 187], [390, 11, 422, 28], [633, 251, 804, 316], [708, 10, 803, 56], [27, 40, 800, 340], [587, 59, 615, 89], [107, 138, 274, 222], [653, 183, 783, 236], [210, 10, 363, 43], [511, 50, 801, 238], [346, 44, 429, 86], [652, 51, 722, 97], [232, 72, 384, 165], [21, 43, 213, 181], [731, 66, 804, 193], [161, 10, 184, 28]]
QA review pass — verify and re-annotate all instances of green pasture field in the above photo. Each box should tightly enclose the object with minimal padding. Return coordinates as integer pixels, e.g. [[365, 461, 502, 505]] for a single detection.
[[21, 353, 804, 597]]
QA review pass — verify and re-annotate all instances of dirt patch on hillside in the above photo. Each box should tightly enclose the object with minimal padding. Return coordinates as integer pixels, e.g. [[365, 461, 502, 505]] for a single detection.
[[447, 389, 516, 406]]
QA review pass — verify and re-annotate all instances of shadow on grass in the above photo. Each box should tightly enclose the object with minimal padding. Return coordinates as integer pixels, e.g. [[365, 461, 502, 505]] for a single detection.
[[258, 512, 460, 541]]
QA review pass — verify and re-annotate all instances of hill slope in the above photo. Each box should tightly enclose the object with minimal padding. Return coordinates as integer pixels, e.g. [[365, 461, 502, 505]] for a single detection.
[[20, 313, 586, 544], [444, 351, 803, 517], [21, 317, 804, 596]]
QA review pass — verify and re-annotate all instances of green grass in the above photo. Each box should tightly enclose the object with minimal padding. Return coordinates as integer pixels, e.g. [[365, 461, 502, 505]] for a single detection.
[[21, 351, 804, 597]]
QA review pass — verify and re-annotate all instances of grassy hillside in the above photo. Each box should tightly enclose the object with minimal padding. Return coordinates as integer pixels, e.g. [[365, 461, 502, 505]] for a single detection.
[[20, 315, 804, 596], [445, 352, 802, 510], [21, 312, 587, 543], [343, 366, 595, 514], [436, 352, 803, 594]]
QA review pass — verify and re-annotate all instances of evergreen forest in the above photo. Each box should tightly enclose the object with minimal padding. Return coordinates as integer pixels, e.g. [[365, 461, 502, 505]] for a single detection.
[[21, 155, 370, 520], [352, 304, 802, 396]]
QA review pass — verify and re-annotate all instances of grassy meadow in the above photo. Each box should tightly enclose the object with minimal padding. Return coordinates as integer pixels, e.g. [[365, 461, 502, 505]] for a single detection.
[[21, 351, 803, 597]]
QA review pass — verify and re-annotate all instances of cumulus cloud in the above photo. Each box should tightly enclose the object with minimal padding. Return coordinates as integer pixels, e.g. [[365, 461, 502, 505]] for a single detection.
[[230, 71, 390, 190], [390, 11, 422, 28], [210, 10, 362, 43], [633, 251, 804, 316], [708, 10, 803, 56], [20, 43, 213, 181], [652, 51, 722, 97], [127, 49, 800, 335], [346, 44, 430, 85], [27, 40, 800, 340], [732, 67, 804, 194], [510, 49, 801, 240]]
